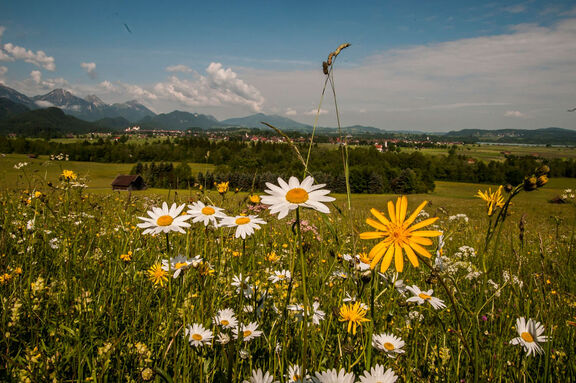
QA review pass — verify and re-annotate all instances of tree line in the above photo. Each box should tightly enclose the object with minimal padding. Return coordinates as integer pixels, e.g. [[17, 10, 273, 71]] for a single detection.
[[2, 136, 576, 193]]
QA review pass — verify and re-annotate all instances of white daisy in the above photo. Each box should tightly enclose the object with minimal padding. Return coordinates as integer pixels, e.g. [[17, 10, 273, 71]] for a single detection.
[[260, 176, 335, 219], [137, 202, 191, 235], [187, 201, 227, 227], [286, 365, 311, 383], [357, 365, 398, 383], [183, 323, 213, 347], [287, 302, 325, 325], [213, 308, 238, 329], [313, 368, 355, 383], [216, 333, 231, 345], [232, 273, 254, 298], [406, 285, 446, 310], [233, 322, 263, 342], [269, 270, 291, 284], [243, 368, 278, 383], [372, 333, 405, 358], [161, 255, 199, 278], [510, 317, 549, 356], [220, 214, 266, 239], [310, 301, 326, 325]]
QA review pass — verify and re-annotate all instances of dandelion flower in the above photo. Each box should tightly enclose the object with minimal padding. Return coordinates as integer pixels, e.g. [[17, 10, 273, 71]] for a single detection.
[[406, 285, 446, 310], [233, 322, 263, 342], [357, 365, 398, 383], [372, 333, 405, 358], [360, 196, 442, 273], [260, 176, 335, 219], [313, 368, 355, 383], [184, 323, 213, 347], [137, 202, 191, 235], [243, 368, 277, 383], [476, 186, 505, 216], [147, 264, 168, 287], [61, 169, 77, 181], [339, 302, 370, 335], [220, 214, 266, 239], [217, 181, 229, 194], [187, 201, 227, 227], [510, 317, 549, 356], [213, 308, 238, 329]]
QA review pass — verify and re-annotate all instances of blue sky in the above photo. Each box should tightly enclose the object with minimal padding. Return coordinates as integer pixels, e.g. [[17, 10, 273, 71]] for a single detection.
[[1, 0, 576, 131]]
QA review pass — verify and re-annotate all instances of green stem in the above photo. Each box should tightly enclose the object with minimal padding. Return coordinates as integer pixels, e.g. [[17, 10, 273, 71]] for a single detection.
[[296, 207, 310, 375]]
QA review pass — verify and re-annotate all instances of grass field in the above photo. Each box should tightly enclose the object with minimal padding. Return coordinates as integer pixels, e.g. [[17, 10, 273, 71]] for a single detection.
[[2, 155, 576, 382]]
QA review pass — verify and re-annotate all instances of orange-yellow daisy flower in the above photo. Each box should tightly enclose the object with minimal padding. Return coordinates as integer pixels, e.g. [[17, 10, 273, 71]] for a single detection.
[[338, 302, 370, 335], [359, 196, 442, 273]]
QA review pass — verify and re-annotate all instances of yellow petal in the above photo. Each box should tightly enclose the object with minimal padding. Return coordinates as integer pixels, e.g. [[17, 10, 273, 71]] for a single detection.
[[403, 243, 419, 267], [388, 200, 397, 224], [410, 242, 433, 259], [409, 236, 433, 246], [365, 218, 389, 232], [394, 243, 404, 272], [407, 217, 439, 232], [370, 208, 390, 226], [398, 196, 408, 223], [403, 200, 428, 228], [379, 245, 395, 273], [369, 241, 390, 267], [410, 230, 443, 238], [360, 231, 386, 240]]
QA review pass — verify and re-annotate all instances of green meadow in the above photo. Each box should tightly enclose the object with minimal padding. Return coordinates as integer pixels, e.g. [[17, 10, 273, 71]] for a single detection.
[[1, 154, 576, 382]]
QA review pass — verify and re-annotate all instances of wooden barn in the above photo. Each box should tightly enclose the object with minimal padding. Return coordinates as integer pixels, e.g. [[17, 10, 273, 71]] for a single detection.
[[111, 175, 147, 191]]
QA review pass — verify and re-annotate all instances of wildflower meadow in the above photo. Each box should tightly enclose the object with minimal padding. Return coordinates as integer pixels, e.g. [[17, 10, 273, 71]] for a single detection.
[[2, 46, 576, 383]]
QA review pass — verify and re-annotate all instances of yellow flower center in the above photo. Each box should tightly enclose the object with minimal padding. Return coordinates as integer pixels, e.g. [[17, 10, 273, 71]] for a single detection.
[[192, 334, 203, 341], [157, 215, 174, 226], [201, 206, 215, 215], [278, 274, 286, 279], [418, 293, 432, 300], [221, 319, 229, 326], [286, 188, 309, 204], [384, 342, 395, 351], [235, 217, 251, 225], [521, 332, 534, 343], [243, 330, 252, 338], [174, 262, 187, 269], [391, 226, 408, 242]]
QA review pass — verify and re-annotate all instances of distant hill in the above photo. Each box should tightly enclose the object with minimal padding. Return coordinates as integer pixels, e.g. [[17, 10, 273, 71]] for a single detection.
[[221, 113, 312, 131], [94, 116, 131, 130], [0, 84, 38, 109], [0, 98, 30, 119], [139, 110, 220, 130], [444, 127, 576, 145], [0, 107, 111, 137]]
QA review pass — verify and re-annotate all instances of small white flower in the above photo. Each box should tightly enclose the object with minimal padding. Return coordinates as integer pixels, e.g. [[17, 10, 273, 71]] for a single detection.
[[233, 322, 263, 342], [184, 323, 213, 347], [406, 285, 446, 310], [243, 368, 278, 383], [220, 214, 266, 239], [286, 365, 311, 383], [269, 270, 291, 284], [232, 274, 253, 298], [137, 202, 191, 235], [216, 333, 231, 345], [161, 255, 198, 278], [260, 176, 335, 219], [187, 201, 227, 227], [510, 317, 549, 356], [357, 365, 398, 383], [372, 333, 405, 358], [213, 308, 238, 329], [313, 368, 355, 383]]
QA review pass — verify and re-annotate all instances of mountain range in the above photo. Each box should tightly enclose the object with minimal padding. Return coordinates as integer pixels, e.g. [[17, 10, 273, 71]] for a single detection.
[[1, 83, 576, 144]]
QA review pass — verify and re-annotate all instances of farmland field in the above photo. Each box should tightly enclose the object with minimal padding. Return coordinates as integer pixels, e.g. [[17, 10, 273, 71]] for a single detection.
[[1, 155, 576, 382]]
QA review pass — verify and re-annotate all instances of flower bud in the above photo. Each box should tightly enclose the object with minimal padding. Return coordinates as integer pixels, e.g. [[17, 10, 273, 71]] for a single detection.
[[523, 176, 538, 191], [537, 175, 548, 187], [535, 165, 550, 177]]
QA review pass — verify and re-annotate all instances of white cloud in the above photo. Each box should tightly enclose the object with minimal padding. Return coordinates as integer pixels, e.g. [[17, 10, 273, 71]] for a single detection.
[[97, 80, 156, 100], [503, 5, 526, 14], [35, 100, 54, 108], [2, 43, 55, 71], [30, 70, 42, 84], [0, 26, 5, 40], [285, 108, 297, 116], [304, 108, 329, 116], [505, 110, 528, 118], [166, 64, 194, 73], [154, 62, 265, 112], [0, 65, 7, 78], [81, 62, 97, 79]]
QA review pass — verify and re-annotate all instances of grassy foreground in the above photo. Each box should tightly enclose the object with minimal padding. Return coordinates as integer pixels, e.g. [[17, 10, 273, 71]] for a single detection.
[[1, 163, 576, 382]]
